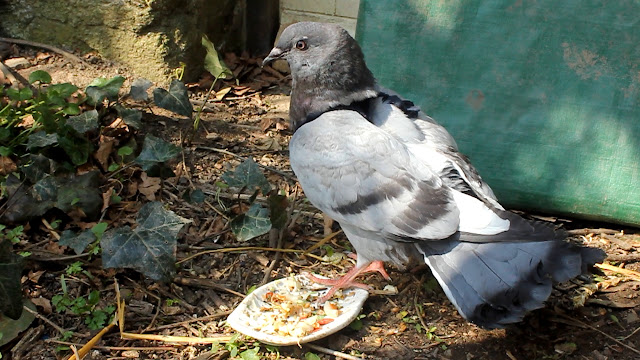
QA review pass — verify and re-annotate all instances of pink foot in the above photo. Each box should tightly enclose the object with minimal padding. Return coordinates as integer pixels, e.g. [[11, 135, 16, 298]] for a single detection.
[[304, 256, 392, 303]]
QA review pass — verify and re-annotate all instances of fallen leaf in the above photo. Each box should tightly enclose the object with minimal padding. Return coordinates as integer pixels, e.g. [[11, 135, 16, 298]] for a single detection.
[[259, 118, 275, 132], [27, 270, 45, 283], [18, 114, 35, 128], [255, 137, 281, 151], [232, 86, 252, 96], [275, 118, 289, 131], [0, 156, 17, 175], [215, 87, 232, 100], [102, 187, 114, 212], [31, 296, 52, 314], [139, 172, 161, 201], [44, 240, 65, 255], [94, 137, 115, 171]]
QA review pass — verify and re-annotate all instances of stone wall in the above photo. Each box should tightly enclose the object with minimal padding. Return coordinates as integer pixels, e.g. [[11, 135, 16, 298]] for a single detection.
[[279, 0, 360, 36], [0, 0, 239, 82]]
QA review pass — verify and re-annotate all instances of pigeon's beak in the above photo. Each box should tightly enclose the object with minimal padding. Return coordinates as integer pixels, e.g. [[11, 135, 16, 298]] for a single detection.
[[262, 47, 284, 66]]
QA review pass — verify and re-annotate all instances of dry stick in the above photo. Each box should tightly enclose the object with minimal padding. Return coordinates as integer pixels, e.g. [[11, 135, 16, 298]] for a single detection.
[[557, 313, 640, 356], [47, 339, 175, 352], [142, 297, 163, 333], [596, 263, 640, 281], [305, 343, 364, 360], [22, 305, 87, 338], [0, 36, 86, 64], [174, 276, 246, 298], [622, 325, 640, 341], [177, 246, 325, 265], [0, 60, 20, 85], [195, 146, 295, 180], [143, 311, 232, 333]]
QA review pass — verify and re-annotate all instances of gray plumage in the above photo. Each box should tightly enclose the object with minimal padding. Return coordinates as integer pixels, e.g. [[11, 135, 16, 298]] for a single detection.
[[264, 22, 604, 328]]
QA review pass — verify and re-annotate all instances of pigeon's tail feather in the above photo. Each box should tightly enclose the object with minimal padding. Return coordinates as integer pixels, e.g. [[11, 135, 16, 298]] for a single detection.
[[419, 239, 604, 328]]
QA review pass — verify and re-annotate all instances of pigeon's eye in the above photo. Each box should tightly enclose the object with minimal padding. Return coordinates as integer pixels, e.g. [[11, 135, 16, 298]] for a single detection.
[[295, 39, 308, 51]]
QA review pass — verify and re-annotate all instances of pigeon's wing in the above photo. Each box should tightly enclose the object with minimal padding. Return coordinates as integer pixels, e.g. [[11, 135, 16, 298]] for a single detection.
[[289, 110, 510, 241], [368, 90, 499, 205]]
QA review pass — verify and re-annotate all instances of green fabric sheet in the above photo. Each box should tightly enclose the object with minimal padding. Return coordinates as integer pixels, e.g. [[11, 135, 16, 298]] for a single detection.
[[356, 0, 640, 226]]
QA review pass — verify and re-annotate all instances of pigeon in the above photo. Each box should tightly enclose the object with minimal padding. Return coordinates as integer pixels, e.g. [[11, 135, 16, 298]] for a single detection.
[[263, 22, 604, 328]]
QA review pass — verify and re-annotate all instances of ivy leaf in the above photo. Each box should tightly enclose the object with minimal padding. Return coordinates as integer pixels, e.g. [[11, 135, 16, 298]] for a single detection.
[[19, 154, 59, 182], [46, 83, 78, 100], [26, 131, 58, 150], [0, 240, 24, 320], [1, 172, 102, 223], [202, 35, 233, 79], [230, 203, 272, 242], [221, 158, 271, 195], [0, 300, 36, 347], [152, 79, 193, 117], [304, 353, 321, 360], [129, 78, 152, 101], [115, 105, 143, 129], [239, 347, 261, 360], [182, 188, 205, 204], [85, 75, 125, 106], [28, 70, 52, 84], [59, 229, 95, 255], [134, 134, 181, 171], [66, 110, 99, 134], [58, 135, 93, 165], [101, 202, 191, 281]]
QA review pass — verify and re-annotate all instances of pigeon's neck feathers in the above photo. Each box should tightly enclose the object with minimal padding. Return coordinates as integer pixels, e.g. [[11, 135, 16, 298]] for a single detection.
[[289, 33, 377, 130]]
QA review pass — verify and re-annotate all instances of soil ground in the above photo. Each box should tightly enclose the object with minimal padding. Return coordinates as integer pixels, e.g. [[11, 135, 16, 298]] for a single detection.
[[1, 44, 640, 360]]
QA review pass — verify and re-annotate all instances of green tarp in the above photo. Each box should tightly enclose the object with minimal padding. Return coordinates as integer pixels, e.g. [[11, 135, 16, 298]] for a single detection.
[[356, 0, 640, 226]]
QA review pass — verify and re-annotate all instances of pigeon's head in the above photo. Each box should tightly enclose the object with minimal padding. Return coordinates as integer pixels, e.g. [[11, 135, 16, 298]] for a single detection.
[[263, 22, 375, 90]]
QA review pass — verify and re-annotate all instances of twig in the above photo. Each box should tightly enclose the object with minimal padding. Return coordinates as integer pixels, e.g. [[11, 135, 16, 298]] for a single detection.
[[143, 311, 231, 333], [0, 60, 21, 86], [305, 343, 364, 360], [46, 339, 175, 352], [22, 305, 87, 338], [568, 228, 619, 236], [622, 325, 640, 341], [176, 245, 325, 264], [596, 263, 640, 281], [261, 233, 283, 285], [606, 253, 640, 262], [174, 276, 246, 298], [195, 146, 295, 179], [305, 230, 343, 254], [556, 313, 640, 356], [0, 36, 87, 64]]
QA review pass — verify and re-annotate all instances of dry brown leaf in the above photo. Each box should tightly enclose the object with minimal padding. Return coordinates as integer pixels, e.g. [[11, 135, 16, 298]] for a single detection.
[[94, 137, 115, 171], [259, 117, 275, 132], [127, 180, 138, 197], [215, 87, 232, 100], [139, 172, 161, 201], [255, 137, 281, 151], [27, 270, 45, 283], [0, 156, 17, 175], [232, 86, 253, 96], [44, 240, 66, 255], [18, 114, 35, 128], [102, 187, 114, 212], [31, 296, 52, 314]]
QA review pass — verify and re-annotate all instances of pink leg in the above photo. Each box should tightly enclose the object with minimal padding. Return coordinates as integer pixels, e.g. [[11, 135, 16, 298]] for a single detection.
[[304, 255, 392, 302]]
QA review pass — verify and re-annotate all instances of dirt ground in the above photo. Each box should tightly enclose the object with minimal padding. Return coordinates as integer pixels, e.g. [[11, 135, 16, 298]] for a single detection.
[[2, 44, 640, 360]]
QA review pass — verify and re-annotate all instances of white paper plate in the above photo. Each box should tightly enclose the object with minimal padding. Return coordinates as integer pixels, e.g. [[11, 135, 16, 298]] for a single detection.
[[227, 275, 369, 345]]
